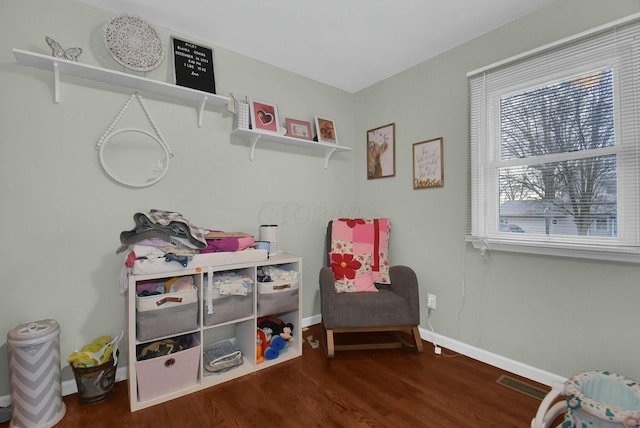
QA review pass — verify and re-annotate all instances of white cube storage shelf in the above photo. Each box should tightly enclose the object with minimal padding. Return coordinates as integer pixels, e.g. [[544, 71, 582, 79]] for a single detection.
[[126, 253, 302, 411]]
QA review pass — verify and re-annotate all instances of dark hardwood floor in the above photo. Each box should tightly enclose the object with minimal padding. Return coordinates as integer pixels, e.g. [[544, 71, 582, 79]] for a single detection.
[[2, 324, 551, 427]]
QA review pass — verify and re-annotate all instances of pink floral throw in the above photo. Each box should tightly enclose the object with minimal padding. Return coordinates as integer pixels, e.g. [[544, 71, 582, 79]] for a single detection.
[[330, 252, 376, 293], [330, 218, 391, 291]]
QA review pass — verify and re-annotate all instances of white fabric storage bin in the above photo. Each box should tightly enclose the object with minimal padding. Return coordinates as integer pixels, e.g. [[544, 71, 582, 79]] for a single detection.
[[257, 280, 299, 316], [136, 285, 198, 341], [204, 283, 253, 326], [136, 335, 200, 402]]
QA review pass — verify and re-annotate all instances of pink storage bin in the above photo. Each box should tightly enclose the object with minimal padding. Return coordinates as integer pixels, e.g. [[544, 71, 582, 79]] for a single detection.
[[136, 337, 200, 402]]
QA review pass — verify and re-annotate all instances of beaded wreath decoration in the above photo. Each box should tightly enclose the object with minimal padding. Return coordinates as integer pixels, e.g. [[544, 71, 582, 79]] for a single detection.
[[96, 92, 172, 188], [104, 14, 164, 72]]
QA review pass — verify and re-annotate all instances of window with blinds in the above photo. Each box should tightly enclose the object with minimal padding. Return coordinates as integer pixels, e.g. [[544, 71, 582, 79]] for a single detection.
[[467, 15, 640, 262]]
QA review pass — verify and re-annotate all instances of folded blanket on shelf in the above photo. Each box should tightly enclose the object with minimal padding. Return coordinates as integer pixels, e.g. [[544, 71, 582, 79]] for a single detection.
[[117, 210, 268, 293], [201, 235, 255, 253], [119, 209, 208, 251]]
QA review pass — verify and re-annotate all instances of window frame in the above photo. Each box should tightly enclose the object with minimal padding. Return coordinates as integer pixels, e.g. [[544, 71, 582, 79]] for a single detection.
[[467, 14, 640, 263]]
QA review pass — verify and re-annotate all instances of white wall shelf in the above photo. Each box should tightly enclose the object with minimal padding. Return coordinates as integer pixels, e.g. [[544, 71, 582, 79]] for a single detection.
[[13, 49, 350, 167], [13, 49, 230, 127], [231, 127, 351, 169]]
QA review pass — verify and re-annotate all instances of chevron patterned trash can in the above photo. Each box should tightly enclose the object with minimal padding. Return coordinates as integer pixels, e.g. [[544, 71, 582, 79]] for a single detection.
[[7, 319, 66, 428]]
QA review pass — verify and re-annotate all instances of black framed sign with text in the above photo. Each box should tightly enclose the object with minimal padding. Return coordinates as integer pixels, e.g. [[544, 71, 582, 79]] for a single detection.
[[171, 37, 216, 94]]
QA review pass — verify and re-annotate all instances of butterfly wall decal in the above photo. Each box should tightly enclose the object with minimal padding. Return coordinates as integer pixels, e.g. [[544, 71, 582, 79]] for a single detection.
[[45, 36, 82, 62]]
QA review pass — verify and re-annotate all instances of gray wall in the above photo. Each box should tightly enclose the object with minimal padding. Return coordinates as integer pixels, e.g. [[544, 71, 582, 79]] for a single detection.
[[1, 0, 639, 398], [0, 0, 355, 396], [354, 0, 640, 381]]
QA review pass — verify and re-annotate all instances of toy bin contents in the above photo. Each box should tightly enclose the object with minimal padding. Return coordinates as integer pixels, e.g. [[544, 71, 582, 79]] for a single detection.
[[257, 316, 294, 361], [68, 331, 122, 404], [264, 336, 285, 360]]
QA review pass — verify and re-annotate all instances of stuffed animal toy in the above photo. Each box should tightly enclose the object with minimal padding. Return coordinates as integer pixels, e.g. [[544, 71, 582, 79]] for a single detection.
[[264, 336, 285, 360], [256, 328, 269, 353], [257, 323, 289, 361], [256, 333, 264, 364], [257, 318, 294, 342]]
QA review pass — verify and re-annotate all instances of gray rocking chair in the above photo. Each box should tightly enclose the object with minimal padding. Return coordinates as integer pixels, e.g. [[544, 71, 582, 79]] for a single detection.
[[319, 220, 424, 358]]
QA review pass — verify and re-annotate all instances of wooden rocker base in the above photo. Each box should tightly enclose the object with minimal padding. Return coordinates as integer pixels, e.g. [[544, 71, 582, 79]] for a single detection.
[[323, 325, 424, 358]]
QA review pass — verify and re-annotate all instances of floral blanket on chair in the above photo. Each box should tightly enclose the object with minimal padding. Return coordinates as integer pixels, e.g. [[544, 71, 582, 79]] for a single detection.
[[329, 218, 391, 293]]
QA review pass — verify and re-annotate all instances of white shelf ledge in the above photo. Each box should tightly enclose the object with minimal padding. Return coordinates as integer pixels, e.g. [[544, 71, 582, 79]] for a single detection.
[[13, 48, 230, 127], [231, 127, 351, 169]]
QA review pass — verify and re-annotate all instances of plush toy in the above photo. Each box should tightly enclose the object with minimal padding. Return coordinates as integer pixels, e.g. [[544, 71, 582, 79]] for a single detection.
[[257, 323, 289, 361], [264, 336, 285, 360], [256, 333, 264, 364], [257, 317, 294, 342], [256, 328, 270, 353]]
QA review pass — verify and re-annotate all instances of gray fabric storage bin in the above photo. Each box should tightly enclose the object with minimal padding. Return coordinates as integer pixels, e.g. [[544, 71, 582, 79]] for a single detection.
[[136, 284, 199, 341], [137, 302, 198, 341], [204, 292, 253, 326], [257, 288, 298, 316]]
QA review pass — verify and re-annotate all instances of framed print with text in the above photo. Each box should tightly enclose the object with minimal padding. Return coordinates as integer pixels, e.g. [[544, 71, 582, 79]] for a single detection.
[[413, 137, 444, 189]]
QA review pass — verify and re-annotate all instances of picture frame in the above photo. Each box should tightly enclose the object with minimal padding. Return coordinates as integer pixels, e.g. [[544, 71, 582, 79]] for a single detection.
[[367, 123, 396, 179], [285, 118, 313, 140], [171, 37, 216, 94], [413, 137, 444, 189], [315, 116, 338, 144], [249, 99, 279, 133]]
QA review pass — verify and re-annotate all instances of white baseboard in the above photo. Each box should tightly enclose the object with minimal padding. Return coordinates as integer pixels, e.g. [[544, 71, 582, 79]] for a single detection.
[[302, 314, 321, 328], [419, 327, 566, 387], [3, 317, 559, 406], [302, 316, 565, 387]]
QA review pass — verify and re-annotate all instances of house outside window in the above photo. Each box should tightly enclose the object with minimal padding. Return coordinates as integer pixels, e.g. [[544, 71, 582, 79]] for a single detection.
[[468, 16, 640, 262]]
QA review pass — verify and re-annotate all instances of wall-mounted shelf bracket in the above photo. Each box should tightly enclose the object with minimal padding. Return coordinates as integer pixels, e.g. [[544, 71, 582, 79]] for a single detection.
[[323, 147, 337, 169], [249, 133, 262, 161], [52, 61, 60, 103], [197, 95, 208, 127]]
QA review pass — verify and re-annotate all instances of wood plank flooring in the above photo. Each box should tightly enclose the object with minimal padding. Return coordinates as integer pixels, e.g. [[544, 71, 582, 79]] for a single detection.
[[1, 324, 552, 427]]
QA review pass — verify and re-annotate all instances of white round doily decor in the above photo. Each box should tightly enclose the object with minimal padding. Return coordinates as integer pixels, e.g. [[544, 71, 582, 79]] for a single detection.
[[104, 14, 164, 72]]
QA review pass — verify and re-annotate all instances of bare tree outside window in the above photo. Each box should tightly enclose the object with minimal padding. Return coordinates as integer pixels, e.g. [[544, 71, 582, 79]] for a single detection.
[[498, 69, 617, 237]]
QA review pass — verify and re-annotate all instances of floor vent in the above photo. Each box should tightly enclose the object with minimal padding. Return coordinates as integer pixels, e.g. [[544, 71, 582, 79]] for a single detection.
[[496, 375, 549, 401]]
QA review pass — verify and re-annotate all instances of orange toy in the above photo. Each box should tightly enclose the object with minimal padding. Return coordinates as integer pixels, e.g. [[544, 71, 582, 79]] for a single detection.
[[256, 333, 264, 364]]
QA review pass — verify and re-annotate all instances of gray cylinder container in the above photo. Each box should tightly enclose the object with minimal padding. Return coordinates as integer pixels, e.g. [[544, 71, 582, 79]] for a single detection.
[[7, 319, 66, 428]]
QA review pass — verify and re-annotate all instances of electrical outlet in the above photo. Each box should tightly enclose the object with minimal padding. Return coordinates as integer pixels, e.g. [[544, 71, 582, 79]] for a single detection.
[[427, 293, 437, 310]]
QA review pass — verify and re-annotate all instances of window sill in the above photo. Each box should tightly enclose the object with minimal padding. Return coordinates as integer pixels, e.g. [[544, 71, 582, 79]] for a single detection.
[[466, 236, 640, 263]]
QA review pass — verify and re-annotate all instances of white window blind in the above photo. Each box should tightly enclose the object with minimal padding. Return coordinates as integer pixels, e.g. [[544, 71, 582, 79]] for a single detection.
[[467, 14, 640, 262]]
